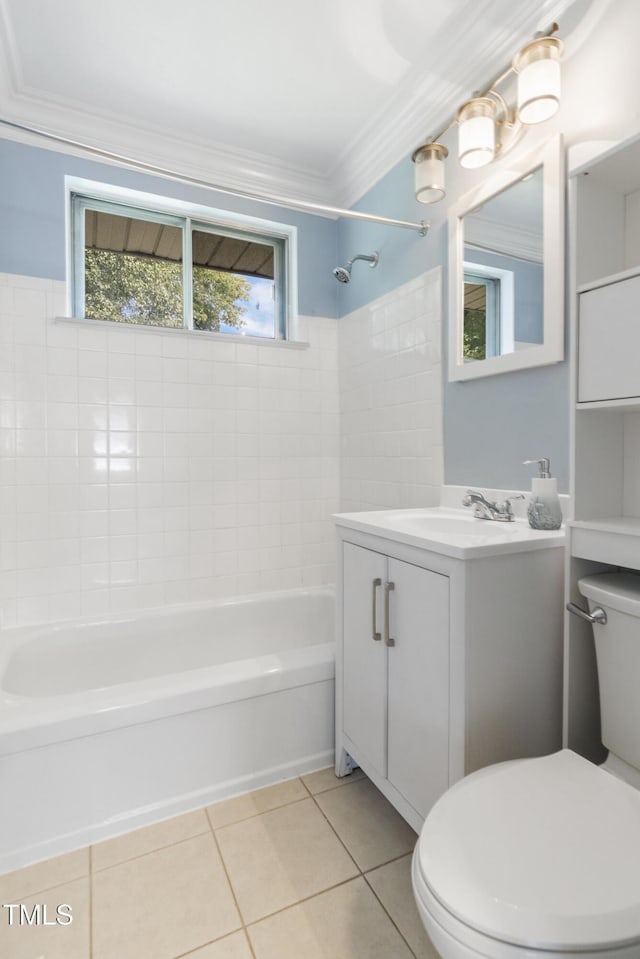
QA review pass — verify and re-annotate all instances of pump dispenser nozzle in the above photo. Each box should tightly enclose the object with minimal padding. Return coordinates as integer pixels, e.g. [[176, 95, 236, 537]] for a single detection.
[[523, 458, 551, 479]]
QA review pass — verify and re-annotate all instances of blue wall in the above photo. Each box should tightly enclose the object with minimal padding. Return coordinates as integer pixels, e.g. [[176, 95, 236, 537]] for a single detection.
[[336, 155, 569, 493], [0, 138, 339, 319]]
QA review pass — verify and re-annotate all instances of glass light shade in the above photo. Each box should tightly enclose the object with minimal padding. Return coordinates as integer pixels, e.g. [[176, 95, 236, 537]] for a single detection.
[[412, 143, 448, 204], [514, 36, 563, 124], [457, 98, 496, 169]]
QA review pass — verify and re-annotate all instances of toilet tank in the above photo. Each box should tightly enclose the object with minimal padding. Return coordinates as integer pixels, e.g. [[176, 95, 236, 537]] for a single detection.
[[579, 573, 640, 773]]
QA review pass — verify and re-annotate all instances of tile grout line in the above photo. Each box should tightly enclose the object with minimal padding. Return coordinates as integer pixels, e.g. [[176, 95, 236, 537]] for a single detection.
[[207, 772, 363, 831], [307, 785, 364, 877], [362, 868, 421, 959], [205, 805, 258, 959], [89, 844, 94, 959], [90, 825, 212, 875]]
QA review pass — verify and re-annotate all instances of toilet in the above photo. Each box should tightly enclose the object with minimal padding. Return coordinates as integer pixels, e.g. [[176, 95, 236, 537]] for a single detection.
[[412, 572, 640, 959]]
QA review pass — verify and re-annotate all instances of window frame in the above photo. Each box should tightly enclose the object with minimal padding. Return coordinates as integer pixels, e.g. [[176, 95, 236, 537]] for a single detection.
[[68, 178, 296, 341], [463, 259, 514, 361]]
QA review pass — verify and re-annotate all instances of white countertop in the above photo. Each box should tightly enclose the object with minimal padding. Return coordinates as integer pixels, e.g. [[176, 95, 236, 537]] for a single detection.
[[333, 506, 566, 559]]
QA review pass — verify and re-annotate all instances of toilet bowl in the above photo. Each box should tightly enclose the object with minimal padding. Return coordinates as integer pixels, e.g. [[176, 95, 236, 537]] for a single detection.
[[412, 750, 640, 958]]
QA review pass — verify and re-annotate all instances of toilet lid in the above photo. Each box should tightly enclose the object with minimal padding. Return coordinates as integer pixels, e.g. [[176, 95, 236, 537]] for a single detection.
[[417, 750, 640, 950]]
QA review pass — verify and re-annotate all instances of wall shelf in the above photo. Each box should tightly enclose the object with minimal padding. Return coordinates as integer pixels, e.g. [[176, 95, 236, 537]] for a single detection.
[[577, 398, 640, 411], [569, 518, 640, 566], [577, 264, 640, 294]]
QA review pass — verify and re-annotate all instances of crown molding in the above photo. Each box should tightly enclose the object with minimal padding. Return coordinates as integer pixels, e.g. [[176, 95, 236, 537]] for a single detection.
[[465, 218, 543, 263], [0, 0, 580, 213], [0, 88, 337, 208]]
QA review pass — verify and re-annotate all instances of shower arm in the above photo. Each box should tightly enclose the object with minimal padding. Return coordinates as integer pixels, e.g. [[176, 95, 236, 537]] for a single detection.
[[0, 118, 430, 236], [348, 253, 378, 268]]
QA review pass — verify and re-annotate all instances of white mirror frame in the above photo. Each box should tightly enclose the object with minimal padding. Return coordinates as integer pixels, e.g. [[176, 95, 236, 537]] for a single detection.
[[448, 135, 564, 381]]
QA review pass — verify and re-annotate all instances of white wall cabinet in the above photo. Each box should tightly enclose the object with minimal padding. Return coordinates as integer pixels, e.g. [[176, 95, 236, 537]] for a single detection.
[[335, 521, 565, 832], [566, 131, 640, 762]]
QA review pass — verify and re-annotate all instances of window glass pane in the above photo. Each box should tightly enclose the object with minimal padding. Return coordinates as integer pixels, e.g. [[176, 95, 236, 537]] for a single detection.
[[463, 279, 488, 360], [192, 229, 276, 337], [84, 209, 184, 328]]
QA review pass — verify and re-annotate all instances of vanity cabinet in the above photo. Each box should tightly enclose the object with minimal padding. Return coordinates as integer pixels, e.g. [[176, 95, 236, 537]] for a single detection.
[[342, 543, 449, 820], [335, 518, 565, 832]]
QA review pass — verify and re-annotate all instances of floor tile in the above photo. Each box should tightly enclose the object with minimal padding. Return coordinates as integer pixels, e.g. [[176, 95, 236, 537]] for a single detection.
[[315, 778, 417, 872], [207, 778, 308, 829], [366, 854, 440, 959], [216, 797, 358, 923], [0, 847, 89, 902], [92, 833, 241, 959], [248, 876, 415, 959], [0, 876, 90, 959], [301, 766, 365, 795], [180, 930, 254, 958], [92, 809, 210, 871]]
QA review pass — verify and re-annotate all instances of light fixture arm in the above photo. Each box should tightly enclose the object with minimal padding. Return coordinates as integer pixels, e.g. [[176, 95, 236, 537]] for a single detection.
[[411, 20, 561, 202]]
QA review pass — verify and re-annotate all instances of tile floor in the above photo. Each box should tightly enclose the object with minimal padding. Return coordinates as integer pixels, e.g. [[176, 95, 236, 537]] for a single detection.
[[0, 768, 440, 959]]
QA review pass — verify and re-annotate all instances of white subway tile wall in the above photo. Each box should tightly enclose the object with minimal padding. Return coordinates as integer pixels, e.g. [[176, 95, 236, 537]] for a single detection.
[[0, 273, 339, 627], [338, 269, 443, 512]]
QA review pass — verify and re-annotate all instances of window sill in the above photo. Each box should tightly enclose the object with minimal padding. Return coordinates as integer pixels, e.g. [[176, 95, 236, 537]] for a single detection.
[[54, 316, 310, 350]]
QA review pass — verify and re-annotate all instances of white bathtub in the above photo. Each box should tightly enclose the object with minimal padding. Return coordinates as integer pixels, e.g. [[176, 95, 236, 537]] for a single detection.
[[0, 587, 335, 874]]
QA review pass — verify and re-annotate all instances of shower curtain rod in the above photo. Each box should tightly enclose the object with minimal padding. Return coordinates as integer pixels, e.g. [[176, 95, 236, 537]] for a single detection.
[[0, 118, 429, 236]]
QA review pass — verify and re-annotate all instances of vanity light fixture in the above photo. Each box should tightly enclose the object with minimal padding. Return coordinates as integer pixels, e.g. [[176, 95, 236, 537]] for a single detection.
[[412, 22, 562, 203], [412, 142, 448, 202], [513, 36, 563, 124], [456, 97, 497, 169]]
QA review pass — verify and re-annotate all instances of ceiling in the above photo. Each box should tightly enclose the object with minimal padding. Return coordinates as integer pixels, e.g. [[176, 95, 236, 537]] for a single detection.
[[0, 0, 586, 206]]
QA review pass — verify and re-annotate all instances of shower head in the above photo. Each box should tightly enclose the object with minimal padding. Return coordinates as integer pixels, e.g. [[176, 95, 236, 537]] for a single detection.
[[333, 265, 352, 284], [332, 251, 379, 284]]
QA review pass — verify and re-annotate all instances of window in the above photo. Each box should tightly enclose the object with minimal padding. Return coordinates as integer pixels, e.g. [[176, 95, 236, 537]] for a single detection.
[[462, 260, 514, 361], [71, 192, 289, 339]]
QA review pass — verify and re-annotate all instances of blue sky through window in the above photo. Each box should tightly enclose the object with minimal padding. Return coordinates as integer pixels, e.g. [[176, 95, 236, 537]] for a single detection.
[[220, 275, 275, 338]]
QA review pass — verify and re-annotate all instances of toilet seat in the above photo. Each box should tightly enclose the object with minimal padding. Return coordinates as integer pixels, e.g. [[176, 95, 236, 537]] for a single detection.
[[414, 750, 640, 955]]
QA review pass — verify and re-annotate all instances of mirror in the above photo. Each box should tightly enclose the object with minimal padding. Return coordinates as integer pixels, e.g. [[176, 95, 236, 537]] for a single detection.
[[448, 136, 564, 381]]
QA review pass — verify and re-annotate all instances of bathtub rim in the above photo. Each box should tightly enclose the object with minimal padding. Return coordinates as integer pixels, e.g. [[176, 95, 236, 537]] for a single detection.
[[0, 585, 335, 758]]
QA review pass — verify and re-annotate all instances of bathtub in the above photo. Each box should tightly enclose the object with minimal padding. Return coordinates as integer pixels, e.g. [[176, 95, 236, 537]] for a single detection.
[[0, 586, 335, 874]]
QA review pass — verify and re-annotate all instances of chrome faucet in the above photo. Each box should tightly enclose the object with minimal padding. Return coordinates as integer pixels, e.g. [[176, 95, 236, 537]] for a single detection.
[[462, 490, 524, 522]]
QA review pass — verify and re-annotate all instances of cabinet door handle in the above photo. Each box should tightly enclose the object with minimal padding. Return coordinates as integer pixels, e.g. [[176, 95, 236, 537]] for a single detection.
[[384, 581, 395, 647], [372, 578, 382, 641]]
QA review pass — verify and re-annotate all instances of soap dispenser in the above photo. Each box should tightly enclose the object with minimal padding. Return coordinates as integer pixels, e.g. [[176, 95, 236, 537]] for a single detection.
[[523, 458, 563, 530]]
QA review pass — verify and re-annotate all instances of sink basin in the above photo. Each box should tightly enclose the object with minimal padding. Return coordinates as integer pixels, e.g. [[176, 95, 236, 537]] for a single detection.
[[388, 512, 518, 537]]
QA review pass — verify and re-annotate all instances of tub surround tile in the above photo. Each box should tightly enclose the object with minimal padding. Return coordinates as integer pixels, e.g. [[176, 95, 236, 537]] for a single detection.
[[206, 777, 308, 829], [247, 876, 415, 959], [365, 854, 440, 959], [301, 765, 365, 795], [0, 876, 90, 959], [1, 273, 339, 631], [91, 833, 241, 959], [180, 930, 254, 958], [314, 779, 417, 872], [91, 808, 210, 872], [215, 798, 359, 923], [0, 846, 89, 901]]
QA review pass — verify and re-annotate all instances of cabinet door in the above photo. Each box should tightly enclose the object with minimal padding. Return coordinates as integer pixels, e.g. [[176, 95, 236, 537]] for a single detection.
[[578, 276, 640, 401], [387, 558, 449, 818], [342, 543, 387, 777]]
